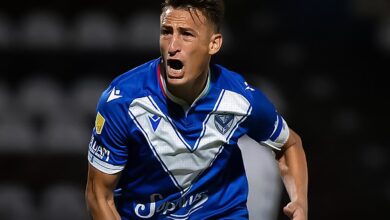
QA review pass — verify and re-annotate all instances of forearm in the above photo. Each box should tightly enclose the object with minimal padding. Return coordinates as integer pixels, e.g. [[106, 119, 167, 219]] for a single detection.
[[85, 166, 121, 220], [86, 190, 121, 220], [278, 130, 308, 212], [86, 164, 123, 220]]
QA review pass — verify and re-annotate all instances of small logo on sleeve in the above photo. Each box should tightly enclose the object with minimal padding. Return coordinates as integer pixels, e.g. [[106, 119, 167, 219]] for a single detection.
[[244, 82, 255, 91], [95, 112, 105, 134], [89, 136, 111, 162], [107, 87, 122, 102]]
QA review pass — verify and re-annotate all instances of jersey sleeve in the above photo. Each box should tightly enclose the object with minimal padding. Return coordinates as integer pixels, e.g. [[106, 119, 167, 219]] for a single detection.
[[246, 88, 290, 151], [88, 86, 131, 174]]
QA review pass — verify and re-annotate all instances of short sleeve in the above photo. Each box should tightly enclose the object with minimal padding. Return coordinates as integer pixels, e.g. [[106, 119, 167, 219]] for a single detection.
[[245, 89, 290, 151], [87, 86, 131, 174]]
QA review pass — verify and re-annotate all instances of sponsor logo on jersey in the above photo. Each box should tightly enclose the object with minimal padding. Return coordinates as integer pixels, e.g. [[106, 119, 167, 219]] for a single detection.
[[95, 112, 105, 134], [89, 136, 111, 162], [135, 191, 208, 219], [214, 113, 234, 134]]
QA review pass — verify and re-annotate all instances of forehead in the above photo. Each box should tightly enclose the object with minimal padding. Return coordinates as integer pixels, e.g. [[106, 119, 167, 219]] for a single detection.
[[161, 7, 208, 28]]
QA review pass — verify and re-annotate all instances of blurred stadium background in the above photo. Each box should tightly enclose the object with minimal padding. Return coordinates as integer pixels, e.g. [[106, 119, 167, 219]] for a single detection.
[[0, 0, 389, 219]]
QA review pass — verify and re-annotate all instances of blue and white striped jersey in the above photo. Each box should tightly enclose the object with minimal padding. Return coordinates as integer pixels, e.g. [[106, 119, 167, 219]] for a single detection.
[[88, 58, 289, 219]]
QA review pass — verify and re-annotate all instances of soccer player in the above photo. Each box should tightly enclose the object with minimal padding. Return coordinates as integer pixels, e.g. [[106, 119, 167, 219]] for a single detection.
[[85, 0, 308, 219]]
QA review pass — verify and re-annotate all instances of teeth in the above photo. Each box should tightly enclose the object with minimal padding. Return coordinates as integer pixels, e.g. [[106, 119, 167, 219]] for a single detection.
[[168, 66, 183, 75]]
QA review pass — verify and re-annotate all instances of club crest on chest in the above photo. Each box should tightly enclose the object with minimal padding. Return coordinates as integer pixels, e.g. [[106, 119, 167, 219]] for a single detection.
[[214, 113, 235, 135]]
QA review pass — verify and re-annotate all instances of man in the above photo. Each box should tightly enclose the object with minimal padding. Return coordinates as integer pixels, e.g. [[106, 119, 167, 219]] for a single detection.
[[85, 0, 308, 219]]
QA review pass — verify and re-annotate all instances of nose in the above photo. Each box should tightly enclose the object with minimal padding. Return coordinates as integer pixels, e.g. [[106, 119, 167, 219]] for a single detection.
[[168, 34, 181, 56]]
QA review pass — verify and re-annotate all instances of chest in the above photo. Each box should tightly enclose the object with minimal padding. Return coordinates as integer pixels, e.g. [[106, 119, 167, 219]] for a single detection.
[[127, 91, 252, 192], [129, 91, 251, 151]]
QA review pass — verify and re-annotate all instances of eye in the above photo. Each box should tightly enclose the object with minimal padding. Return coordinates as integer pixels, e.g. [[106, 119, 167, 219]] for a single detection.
[[160, 28, 171, 35], [183, 31, 193, 37]]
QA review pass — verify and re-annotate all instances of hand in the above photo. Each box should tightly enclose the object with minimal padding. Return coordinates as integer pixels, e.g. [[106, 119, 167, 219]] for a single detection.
[[283, 201, 307, 220]]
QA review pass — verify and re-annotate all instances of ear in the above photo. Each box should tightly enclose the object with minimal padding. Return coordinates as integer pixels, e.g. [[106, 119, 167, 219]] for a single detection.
[[209, 33, 223, 55]]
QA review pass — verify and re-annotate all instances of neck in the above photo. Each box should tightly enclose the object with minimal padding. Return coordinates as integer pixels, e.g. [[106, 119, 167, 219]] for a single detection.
[[165, 68, 209, 105]]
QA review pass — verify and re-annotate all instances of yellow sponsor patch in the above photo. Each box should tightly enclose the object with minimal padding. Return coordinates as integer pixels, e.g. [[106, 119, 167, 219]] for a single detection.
[[95, 112, 105, 134]]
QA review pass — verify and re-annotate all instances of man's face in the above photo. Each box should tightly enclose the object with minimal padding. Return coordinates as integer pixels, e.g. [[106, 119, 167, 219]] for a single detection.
[[160, 7, 218, 87]]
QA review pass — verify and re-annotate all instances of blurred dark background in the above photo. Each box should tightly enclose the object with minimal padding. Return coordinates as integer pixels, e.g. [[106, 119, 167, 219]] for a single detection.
[[0, 0, 389, 219]]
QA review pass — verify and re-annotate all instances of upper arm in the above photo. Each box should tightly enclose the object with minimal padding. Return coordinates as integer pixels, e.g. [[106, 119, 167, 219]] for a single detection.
[[86, 86, 130, 202], [88, 85, 132, 174], [277, 128, 305, 167], [85, 164, 122, 220], [86, 163, 121, 198], [282, 128, 302, 151], [85, 85, 132, 219], [246, 88, 290, 151]]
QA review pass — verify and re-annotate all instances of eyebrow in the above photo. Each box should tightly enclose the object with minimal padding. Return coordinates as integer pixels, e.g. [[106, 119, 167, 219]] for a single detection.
[[161, 25, 197, 33], [178, 27, 196, 33]]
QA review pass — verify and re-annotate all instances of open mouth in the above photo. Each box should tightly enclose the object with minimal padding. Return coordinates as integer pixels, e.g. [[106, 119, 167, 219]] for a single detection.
[[167, 59, 184, 71]]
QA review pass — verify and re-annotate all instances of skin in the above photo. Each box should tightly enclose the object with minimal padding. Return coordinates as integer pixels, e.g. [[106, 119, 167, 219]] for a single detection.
[[85, 8, 223, 219], [278, 129, 308, 220], [160, 7, 222, 104], [85, 7, 308, 220], [85, 165, 121, 220]]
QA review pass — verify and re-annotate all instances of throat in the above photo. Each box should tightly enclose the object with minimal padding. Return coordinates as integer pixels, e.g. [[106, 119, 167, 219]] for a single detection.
[[168, 84, 200, 106], [161, 71, 210, 112]]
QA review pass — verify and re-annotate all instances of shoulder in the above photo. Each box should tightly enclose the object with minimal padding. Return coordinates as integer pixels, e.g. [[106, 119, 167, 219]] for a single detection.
[[212, 65, 277, 120], [211, 64, 269, 106], [211, 64, 247, 92], [111, 58, 159, 96], [100, 58, 159, 102], [211, 65, 283, 142], [97, 58, 160, 115]]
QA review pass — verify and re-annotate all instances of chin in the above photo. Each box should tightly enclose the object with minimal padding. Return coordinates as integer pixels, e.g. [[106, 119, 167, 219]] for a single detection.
[[166, 77, 187, 87]]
